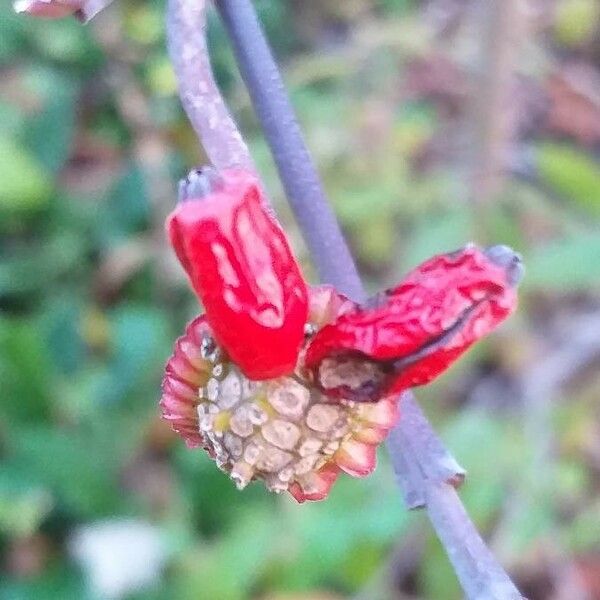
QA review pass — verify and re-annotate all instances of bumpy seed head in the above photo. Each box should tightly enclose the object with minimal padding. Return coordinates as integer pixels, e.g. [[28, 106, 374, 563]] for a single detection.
[[160, 288, 398, 502], [171, 328, 387, 496]]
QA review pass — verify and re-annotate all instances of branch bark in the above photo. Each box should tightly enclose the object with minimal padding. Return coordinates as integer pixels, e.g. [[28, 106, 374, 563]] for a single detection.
[[166, 1, 524, 597], [166, 0, 253, 170]]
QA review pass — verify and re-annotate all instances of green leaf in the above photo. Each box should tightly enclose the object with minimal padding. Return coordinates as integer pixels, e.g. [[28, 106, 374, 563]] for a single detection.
[[0, 317, 55, 422], [28, 19, 102, 68], [354, 215, 398, 266], [0, 232, 85, 296], [96, 306, 170, 406], [0, 473, 53, 537], [554, 0, 600, 46], [565, 502, 600, 552], [0, 3, 26, 63], [173, 506, 280, 600], [0, 136, 52, 214], [525, 232, 600, 289], [95, 164, 150, 245], [23, 70, 78, 174], [443, 411, 514, 526], [536, 143, 600, 217], [272, 468, 410, 591], [41, 296, 85, 375], [0, 565, 85, 600], [0, 101, 26, 138], [4, 425, 128, 518]]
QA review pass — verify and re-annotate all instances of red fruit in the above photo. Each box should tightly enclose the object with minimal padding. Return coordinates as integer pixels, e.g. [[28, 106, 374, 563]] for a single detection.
[[167, 168, 308, 380], [160, 298, 400, 502], [305, 245, 523, 402]]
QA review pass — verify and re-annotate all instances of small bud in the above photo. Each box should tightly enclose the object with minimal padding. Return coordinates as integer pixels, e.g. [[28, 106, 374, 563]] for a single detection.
[[177, 166, 224, 204]]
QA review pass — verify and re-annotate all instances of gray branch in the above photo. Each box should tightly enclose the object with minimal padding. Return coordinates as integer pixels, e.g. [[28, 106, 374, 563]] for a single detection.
[[166, 0, 253, 170], [166, 0, 524, 597]]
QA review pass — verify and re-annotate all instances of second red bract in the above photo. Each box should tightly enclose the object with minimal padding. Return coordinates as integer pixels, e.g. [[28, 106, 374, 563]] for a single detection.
[[167, 169, 309, 380], [304, 245, 521, 402]]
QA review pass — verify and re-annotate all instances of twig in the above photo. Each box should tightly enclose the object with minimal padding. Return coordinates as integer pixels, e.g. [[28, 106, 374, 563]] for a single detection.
[[425, 483, 523, 600], [166, 0, 253, 170], [167, 0, 523, 597], [387, 394, 465, 508]]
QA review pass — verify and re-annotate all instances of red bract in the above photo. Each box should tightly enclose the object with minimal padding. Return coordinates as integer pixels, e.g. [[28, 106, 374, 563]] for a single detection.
[[13, 0, 82, 18], [304, 245, 522, 402], [166, 168, 308, 380]]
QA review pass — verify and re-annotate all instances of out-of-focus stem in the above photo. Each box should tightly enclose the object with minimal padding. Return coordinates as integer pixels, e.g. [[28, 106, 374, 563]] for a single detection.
[[469, 0, 523, 207]]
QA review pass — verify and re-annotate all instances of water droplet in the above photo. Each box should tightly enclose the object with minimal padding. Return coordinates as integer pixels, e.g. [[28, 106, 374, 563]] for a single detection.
[[304, 323, 317, 337], [200, 335, 219, 362]]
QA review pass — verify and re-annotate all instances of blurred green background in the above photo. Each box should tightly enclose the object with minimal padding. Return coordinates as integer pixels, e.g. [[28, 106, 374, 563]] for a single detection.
[[1, 1, 600, 598]]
